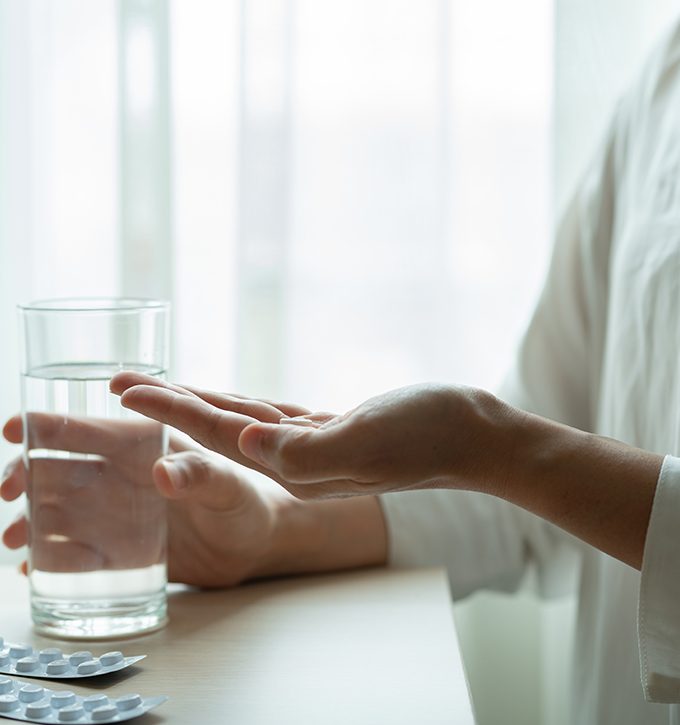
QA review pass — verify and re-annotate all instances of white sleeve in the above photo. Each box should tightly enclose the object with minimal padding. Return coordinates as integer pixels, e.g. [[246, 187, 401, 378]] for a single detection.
[[380, 93, 626, 601], [623, 27, 680, 705], [381, 489, 580, 600], [639, 456, 680, 703]]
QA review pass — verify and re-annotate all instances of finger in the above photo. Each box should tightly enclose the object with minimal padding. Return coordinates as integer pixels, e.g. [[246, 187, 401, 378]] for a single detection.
[[110, 372, 206, 405], [180, 386, 311, 419], [168, 431, 195, 454], [178, 387, 287, 424], [238, 422, 355, 484], [28, 458, 109, 494], [31, 539, 106, 573], [19, 560, 27, 576], [21, 412, 156, 457], [29, 502, 78, 540], [119, 375, 306, 423], [3, 415, 23, 444], [27, 498, 164, 570], [120, 385, 259, 461], [112, 372, 312, 419], [153, 451, 244, 510], [280, 412, 338, 427], [1, 458, 27, 501], [233, 399, 311, 417], [3, 515, 28, 550]]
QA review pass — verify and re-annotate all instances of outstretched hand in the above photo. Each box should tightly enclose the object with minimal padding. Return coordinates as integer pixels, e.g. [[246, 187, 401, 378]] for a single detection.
[[110, 372, 513, 500]]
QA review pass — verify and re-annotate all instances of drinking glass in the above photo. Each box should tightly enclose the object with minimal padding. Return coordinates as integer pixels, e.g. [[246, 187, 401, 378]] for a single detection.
[[18, 298, 170, 639]]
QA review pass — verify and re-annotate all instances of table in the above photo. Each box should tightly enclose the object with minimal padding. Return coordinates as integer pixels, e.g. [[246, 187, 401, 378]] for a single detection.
[[0, 566, 475, 724]]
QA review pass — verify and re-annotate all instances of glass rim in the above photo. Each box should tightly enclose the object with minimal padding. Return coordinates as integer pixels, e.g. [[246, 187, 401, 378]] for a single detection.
[[17, 297, 170, 313]]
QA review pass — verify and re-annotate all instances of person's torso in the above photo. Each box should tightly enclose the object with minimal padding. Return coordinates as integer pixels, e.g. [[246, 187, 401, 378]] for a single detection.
[[572, 23, 680, 724]]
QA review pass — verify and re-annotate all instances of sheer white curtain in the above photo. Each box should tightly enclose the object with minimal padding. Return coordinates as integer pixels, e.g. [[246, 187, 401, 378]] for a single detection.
[[0, 2, 552, 511], [0, 0, 121, 555], [1, 1, 554, 722]]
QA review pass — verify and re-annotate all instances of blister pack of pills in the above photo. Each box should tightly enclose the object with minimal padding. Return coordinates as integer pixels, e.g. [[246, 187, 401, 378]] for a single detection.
[[0, 677, 166, 723], [0, 639, 144, 680]]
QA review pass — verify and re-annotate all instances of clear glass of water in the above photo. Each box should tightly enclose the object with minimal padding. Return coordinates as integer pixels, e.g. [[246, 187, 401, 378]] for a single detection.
[[18, 298, 170, 639]]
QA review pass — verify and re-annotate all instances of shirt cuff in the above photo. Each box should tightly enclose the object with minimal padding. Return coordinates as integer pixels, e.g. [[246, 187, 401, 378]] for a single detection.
[[639, 454, 680, 702]]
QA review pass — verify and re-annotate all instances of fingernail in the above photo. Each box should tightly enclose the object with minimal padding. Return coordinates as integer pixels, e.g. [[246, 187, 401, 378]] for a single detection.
[[163, 460, 188, 491]]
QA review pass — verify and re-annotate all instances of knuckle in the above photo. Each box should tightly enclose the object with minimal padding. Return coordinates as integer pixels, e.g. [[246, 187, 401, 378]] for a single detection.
[[228, 397, 247, 415], [203, 406, 224, 450], [165, 393, 182, 420]]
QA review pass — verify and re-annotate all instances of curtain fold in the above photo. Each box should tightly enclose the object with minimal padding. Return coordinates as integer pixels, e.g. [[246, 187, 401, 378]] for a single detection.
[[118, 0, 173, 304]]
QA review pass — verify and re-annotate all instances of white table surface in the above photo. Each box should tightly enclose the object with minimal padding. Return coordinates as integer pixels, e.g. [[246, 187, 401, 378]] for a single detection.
[[0, 565, 475, 724]]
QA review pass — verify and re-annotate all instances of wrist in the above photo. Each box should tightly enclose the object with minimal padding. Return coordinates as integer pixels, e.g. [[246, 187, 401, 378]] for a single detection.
[[257, 491, 326, 577], [497, 408, 662, 568], [442, 386, 529, 497], [253, 490, 388, 579], [502, 409, 587, 505]]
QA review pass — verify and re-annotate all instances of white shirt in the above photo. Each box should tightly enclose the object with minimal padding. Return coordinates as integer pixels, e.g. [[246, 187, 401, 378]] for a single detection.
[[381, 20, 680, 725]]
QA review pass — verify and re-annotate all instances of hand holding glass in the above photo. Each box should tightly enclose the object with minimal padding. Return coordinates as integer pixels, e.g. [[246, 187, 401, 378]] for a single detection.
[[19, 298, 169, 639]]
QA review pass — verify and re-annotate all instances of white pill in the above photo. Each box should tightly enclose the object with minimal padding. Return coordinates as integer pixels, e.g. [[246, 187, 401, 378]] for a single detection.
[[279, 415, 318, 427], [77, 659, 101, 675], [51, 691, 76, 709], [92, 704, 119, 721], [99, 651, 124, 667], [15, 656, 40, 672], [0, 695, 18, 712], [0, 652, 9, 667], [0, 637, 4, 649], [59, 704, 86, 721], [26, 699, 53, 718], [83, 694, 109, 711], [18, 684, 44, 702], [0, 678, 12, 695], [69, 651, 92, 666], [39, 647, 63, 663], [115, 693, 142, 711], [47, 658, 70, 675], [9, 644, 32, 658]]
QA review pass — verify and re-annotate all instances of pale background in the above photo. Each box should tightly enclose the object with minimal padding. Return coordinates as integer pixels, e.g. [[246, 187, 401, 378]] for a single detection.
[[0, 2, 677, 723]]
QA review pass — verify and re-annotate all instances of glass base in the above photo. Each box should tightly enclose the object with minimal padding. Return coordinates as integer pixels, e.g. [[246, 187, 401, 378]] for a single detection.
[[31, 591, 167, 640]]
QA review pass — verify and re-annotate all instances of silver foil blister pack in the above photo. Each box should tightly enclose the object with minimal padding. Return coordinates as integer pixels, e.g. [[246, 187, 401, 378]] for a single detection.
[[0, 677, 166, 723], [0, 640, 143, 680]]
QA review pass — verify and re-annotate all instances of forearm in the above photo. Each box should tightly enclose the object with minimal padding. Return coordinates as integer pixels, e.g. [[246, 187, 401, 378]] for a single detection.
[[255, 492, 388, 578], [496, 407, 663, 570]]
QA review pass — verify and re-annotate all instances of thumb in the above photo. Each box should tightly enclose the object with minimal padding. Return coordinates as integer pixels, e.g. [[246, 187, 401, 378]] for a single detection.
[[238, 422, 349, 483], [153, 451, 242, 508]]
